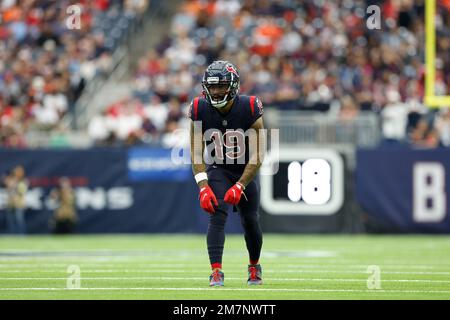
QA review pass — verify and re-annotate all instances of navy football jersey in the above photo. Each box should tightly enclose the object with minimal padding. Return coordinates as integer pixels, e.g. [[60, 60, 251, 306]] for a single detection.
[[188, 94, 264, 173]]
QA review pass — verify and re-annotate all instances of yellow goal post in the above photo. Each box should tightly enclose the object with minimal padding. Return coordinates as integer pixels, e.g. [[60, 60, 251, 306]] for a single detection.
[[425, 0, 450, 108]]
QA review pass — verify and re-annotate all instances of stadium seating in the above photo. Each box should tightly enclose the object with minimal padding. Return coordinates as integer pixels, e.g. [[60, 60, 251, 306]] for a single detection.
[[84, 0, 450, 148], [0, 0, 148, 148], [1, 0, 450, 148]]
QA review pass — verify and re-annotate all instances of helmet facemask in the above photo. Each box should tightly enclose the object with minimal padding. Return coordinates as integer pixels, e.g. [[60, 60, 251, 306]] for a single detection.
[[203, 81, 233, 108]]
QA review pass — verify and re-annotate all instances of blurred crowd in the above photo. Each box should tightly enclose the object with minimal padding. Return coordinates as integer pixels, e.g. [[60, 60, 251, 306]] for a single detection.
[[1, 0, 450, 149], [0, 0, 147, 147], [88, 94, 187, 147], [89, 0, 450, 148]]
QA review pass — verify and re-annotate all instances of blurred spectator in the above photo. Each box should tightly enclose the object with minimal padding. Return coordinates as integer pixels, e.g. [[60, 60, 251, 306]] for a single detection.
[[3, 165, 28, 235], [381, 89, 409, 142], [336, 95, 360, 143], [338, 95, 360, 123], [125, 0, 149, 16], [434, 108, 450, 147], [48, 124, 71, 148], [144, 95, 168, 132], [408, 118, 440, 148], [161, 119, 189, 149], [49, 177, 78, 234], [88, 109, 111, 144]]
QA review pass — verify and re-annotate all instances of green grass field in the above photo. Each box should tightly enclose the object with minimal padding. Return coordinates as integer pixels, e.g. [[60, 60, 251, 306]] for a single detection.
[[0, 234, 450, 300]]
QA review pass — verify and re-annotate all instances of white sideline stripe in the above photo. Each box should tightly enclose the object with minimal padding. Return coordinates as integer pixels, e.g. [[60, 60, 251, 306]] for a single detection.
[[1, 277, 450, 283], [2, 257, 450, 266], [1, 269, 450, 275], [0, 263, 446, 270], [1, 287, 450, 294]]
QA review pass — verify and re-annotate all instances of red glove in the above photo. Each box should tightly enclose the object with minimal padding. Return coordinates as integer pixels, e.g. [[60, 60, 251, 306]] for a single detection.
[[199, 186, 218, 214], [224, 182, 246, 205]]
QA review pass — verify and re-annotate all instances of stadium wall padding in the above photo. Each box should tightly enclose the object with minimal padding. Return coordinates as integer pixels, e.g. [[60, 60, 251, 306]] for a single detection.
[[356, 146, 450, 233], [4, 146, 447, 234], [0, 148, 245, 234]]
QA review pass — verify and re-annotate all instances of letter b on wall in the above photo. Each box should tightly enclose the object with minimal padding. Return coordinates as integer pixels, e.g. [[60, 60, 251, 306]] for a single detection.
[[413, 162, 447, 223]]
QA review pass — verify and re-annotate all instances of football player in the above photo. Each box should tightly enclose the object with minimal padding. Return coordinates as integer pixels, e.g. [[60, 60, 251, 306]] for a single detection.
[[188, 60, 265, 286]]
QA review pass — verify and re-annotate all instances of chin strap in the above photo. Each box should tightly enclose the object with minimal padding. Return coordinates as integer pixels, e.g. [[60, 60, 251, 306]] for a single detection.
[[212, 101, 228, 108]]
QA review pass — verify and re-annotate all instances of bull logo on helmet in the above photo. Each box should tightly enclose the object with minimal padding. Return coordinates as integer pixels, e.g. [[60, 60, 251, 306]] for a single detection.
[[226, 65, 238, 76]]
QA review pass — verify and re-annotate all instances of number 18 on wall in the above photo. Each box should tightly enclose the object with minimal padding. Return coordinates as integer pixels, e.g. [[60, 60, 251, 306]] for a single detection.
[[287, 159, 331, 205], [260, 148, 344, 216]]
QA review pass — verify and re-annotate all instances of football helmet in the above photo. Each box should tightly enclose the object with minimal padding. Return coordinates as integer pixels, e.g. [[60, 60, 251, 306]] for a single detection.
[[202, 60, 240, 108]]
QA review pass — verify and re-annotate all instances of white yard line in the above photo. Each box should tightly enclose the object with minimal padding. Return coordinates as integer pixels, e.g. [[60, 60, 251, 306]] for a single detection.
[[0, 287, 450, 294], [1, 276, 450, 283], [1, 269, 450, 275], [0, 263, 447, 269], [1, 258, 450, 268]]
